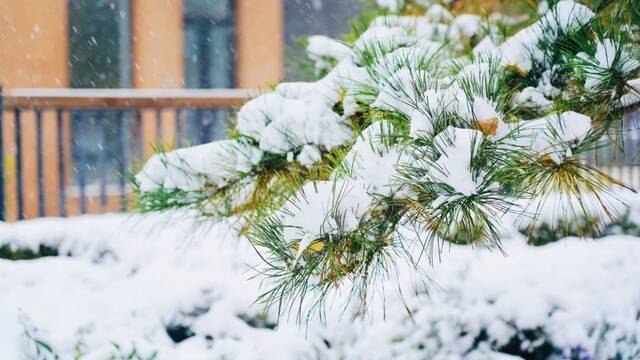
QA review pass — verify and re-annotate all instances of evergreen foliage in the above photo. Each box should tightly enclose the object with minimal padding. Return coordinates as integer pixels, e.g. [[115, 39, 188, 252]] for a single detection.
[[133, 0, 640, 319]]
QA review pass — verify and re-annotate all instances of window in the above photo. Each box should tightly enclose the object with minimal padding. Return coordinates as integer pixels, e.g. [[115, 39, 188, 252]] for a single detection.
[[183, 0, 235, 143], [68, 0, 132, 187], [69, 0, 131, 88], [184, 0, 235, 89]]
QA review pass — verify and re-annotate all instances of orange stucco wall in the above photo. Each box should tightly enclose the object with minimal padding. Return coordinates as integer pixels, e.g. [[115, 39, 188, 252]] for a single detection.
[[131, 0, 184, 89], [131, 0, 184, 156], [0, 0, 69, 220], [236, 0, 284, 89], [0, 1, 69, 88]]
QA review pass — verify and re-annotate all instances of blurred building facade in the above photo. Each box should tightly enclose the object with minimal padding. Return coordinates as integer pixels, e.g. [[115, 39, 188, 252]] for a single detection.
[[0, 0, 361, 220], [0, 0, 284, 90], [0, 0, 362, 89]]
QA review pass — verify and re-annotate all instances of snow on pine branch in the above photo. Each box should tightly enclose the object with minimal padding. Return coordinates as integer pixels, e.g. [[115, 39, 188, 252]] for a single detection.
[[134, 0, 640, 316]]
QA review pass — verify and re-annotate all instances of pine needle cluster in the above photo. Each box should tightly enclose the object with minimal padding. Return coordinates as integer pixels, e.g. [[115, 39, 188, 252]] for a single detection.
[[133, 0, 640, 319]]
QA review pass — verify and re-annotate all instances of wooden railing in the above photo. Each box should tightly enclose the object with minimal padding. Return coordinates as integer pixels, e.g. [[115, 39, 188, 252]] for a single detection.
[[0, 88, 252, 221], [583, 109, 640, 189], [1, 88, 639, 221], [3, 88, 251, 109]]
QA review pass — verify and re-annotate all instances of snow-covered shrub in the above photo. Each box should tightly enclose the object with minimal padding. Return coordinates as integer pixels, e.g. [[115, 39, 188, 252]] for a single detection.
[[0, 244, 58, 260], [520, 191, 640, 245], [134, 0, 640, 316], [338, 235, 640, 360], [2, 214, 640, 359]]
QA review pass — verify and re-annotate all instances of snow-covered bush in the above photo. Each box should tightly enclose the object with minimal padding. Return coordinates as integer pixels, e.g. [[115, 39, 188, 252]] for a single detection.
[[134, 0, 640, 316], [340, 234, 640, 359], [2, 213, 640, 359]]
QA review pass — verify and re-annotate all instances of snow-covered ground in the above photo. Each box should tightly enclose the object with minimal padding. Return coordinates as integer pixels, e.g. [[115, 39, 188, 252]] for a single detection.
[[1, 209, 640, 359]]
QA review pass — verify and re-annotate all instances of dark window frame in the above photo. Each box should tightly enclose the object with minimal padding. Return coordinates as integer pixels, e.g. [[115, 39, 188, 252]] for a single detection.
[[68, 0, 132, 89], [183, 0, 236, 89], [67, 0, 133, 187], [182, 0, 236, 144]]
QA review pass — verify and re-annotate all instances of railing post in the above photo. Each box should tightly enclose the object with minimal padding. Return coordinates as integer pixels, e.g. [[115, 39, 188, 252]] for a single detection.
[[15, 108, 24, 220], [116, 110, 127, 211], [36, 109, 45, 217], [57, 108, 66, 217], [0, 87, 4, 221], [155, 107, 163, 141], [97, 110, 107, 209], [134, 109, 143, 161], [75, 111, 87, 215], [175, 108, 183, 148]]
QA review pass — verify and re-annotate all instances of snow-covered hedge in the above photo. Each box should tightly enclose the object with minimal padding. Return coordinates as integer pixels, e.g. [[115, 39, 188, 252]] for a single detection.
[[133, 0, 640, 317], [1, 209, 640, 359], [344, 236, 640, 359]]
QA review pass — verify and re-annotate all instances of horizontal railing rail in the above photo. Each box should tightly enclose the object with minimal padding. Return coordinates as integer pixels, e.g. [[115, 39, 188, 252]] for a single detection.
[[0, 88, 252, 221], [2, 88, 254, 109]]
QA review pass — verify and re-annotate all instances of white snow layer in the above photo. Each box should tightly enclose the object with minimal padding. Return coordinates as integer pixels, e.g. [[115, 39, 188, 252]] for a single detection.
[[136, 140, 262, 192], [1, 206, 640, 359], [493, 0, 595, 73], [280, 179, 372, 250], [236, 92, 351, 154], [515, 111, 592, 164], [428, 126, 485, 196], [306, 35, 351, 63], [582, 39, 640, 91], [376, 0, 403, 13], [340, 121, 408, 197]]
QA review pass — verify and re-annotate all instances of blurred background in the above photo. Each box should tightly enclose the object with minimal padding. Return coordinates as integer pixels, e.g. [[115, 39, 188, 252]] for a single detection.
[[0, 0, 363, 90], [0, 0, 636, 221], [0, 0, 365, 221]]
